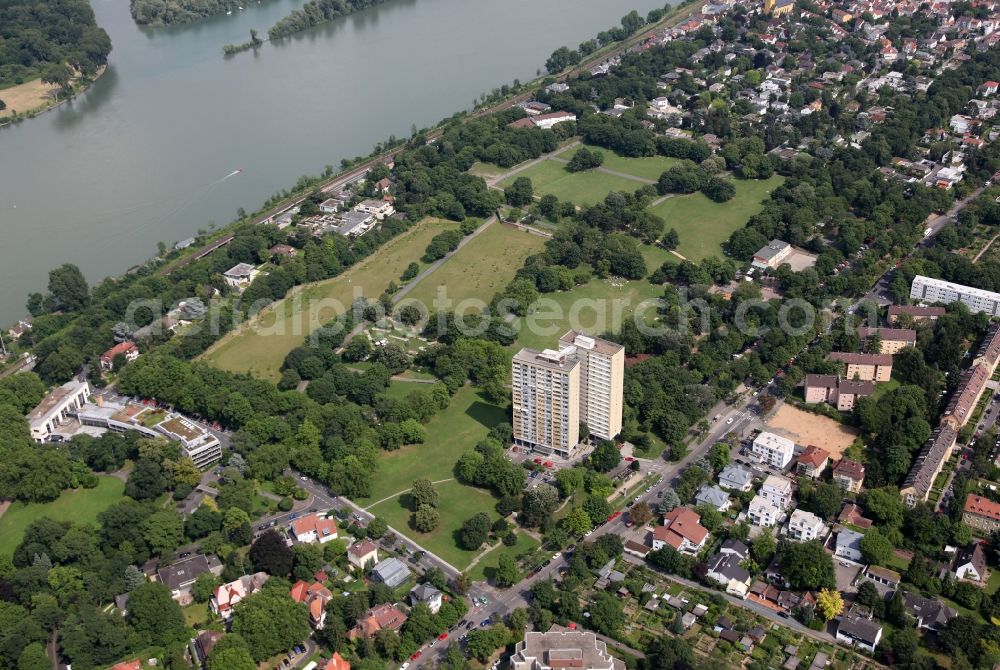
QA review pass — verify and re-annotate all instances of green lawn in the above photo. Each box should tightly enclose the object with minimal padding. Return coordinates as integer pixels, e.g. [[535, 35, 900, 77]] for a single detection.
[[499, 160, 646, 207], [871, 378, 901, 402], [368, 479, 501, 570], [0, 476, 125, 555], [357, 385, 507, 504], [469, 531, 541, 582], [639, 242, 679, 271], [404, 222, 548, 308], [563, 145, 681, 181], [648, 175, 785, 261], [380, 380, 440, 401], [201, 217, 459, 381], [182, 602, 209, 627], [511, 275, 664, 351]]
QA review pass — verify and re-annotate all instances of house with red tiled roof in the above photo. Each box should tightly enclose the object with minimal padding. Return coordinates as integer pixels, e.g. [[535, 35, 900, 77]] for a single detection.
[[324, 652, 352, 670], [210, 571, 268, 619], [963, 494, 1000, 534], [979, 81, 999, 96], [100, 341, 139, 371], [796, 446, 830, 479], [290, 580, 333, 629], [348, 603, 408, 640], [652, 507, 708, 554], [347, 540, 379, 570], [290, 513, 339, 544]]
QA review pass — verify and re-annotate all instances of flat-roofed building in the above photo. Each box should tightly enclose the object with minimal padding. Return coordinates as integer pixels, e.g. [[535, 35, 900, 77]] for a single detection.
[[760, 474, 794, 509], [827, 352, 893, 382], [751, 239, 792, 270], [511, 631, 625, 670], [751, 432, 795, 469], [512, 348, 580, 456], [557, 331, 625, 442], [857, 327, 917, 354], [223, 262, 260, 292], [909, 275, 1000, 317], [27, 379, 91, 442]]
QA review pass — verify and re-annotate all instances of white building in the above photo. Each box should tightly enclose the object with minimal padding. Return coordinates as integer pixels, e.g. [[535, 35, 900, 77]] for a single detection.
[[355, 199, 395, 220], [511, 631, 625, 670], [835, 529, 864, 562], [760, 474, 794, 509], [751, 432, 795, 468], [27, 379, 91, 442], [512, 332, 624, 456], [532, 111, 577, 129], [747, 494, 783, 527], [910, 275, 1000, 317], [751, 240, 792, 270], [786, 509, 827, 542], [223, 263, 260, 291]]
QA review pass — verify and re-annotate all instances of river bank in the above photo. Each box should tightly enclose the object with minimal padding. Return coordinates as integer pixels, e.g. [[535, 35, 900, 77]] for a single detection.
[[0, 65, 108, 129]]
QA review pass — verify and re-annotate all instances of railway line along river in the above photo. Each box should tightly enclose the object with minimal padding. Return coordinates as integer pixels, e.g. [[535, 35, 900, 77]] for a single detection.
[[0, 0, 664, 324]]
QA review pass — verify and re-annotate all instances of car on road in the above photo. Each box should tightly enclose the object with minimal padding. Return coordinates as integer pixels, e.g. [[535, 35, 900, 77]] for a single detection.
[[400, 664, 410, 670], [480, 620, 491, 627], [607, 511, 621, 522], [300, 476, 309, 481], [726, 417, 734, 425], [552, 552, 561, 560], [411, 652, 422, 661], [584, 530, 593, 537], [289, 513, 299, 520], [179, 551, 191, 558], [438, 633, 449, 641]]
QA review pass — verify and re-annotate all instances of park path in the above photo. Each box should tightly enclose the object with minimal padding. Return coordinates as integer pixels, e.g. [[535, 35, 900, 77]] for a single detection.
[[364, 477, 455, 509], [336, 216, 498, 348], [973, 232, 1000, 263], [483, 141, 580, 188], [548, 155, 657, 185]]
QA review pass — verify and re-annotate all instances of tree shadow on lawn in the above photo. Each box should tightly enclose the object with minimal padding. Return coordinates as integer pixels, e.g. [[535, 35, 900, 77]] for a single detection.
[[465, 393, 509, 429]]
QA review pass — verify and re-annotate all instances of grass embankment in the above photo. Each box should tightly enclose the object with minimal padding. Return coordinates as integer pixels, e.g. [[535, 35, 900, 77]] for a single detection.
[[201, 217, 458, 380], [648, 175, 785, 261], [405, 223, 547, 307], [0, 476, 125, 555]]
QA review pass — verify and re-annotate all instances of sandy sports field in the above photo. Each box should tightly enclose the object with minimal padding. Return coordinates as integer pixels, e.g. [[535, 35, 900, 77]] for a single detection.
[[765, 404, 858, 458]]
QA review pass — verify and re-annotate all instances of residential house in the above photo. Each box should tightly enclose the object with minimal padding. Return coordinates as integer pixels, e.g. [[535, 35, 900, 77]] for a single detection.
[[900, 591, 958, 632], [748, 494, 783, 527], [835, 529, 864, 562], [718, 464, 753, 491], [901, 427, 958, 507], [371, 557, 411, 589], [652, 507, 709, 554], [706, 551, 753, 597], [796, 445, 830, 478], [752, 432, 795, 469], [786, 509, 827, 542], [290, 580, 334, 628], [100, 341, 139, 371], [953, 542, 989, 582], [290, 513, 339, 544], [760, 474, 794, 509], [695, 484, 732, 512], [827, 352, 893, 382], [409, 583, 443, 614], [751, 239, 792, 270], [356, 199, 395, 220], [323, 653, 352, 670], [887, 304, 946, 324], [833, 459, 865, 494], [963, 493, 1000, 533], [210, 572, 268, 618], [268, 243, 298, 259], [857, 327, 917, 354], [803, 375, 874, 411], [349, 603, 408, 640], [836, 613, 883, 652], [222, 262, 260, 291], [347, 540, 378, 570], [839, 503, 873, 529], [157, 554, 223, 602], [193, 630, 224, 666]]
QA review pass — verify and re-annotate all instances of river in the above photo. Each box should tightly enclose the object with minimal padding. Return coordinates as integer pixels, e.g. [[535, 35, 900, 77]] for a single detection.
[[0, 0, 664, 325]]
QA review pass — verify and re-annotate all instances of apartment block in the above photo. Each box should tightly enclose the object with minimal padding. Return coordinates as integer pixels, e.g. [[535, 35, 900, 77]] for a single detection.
[[760, 474, 794, 509], [910, 275, 1000, 317], [557, 331, 625, 441], [963, 494, 1000, 534], [751, 431, 795, 469], [512, 332, 624, 456], [857, 327, 917, 354], [827, 352, 893, 382]]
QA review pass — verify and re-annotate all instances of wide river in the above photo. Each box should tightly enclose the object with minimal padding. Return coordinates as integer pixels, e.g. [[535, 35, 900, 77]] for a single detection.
[[0, 0, 664, 325]]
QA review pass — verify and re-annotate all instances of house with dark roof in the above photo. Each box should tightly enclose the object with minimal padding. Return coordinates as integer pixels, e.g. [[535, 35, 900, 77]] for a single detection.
[[900, 427, 957, 507], [856, 327, 916, 354], [409, 583, 443, 614], [953, 542, 988, 583], [705, 552, 753, 597], [157, 554, 223, 602], [900, 591, 958, 632], [718, 464, 753, 491], [836, 612, 883, 652], [695, 484, 731, 511], [833, 460, 865, 494], [827, 352, 893, 382], [887, 305, 945, 323]]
